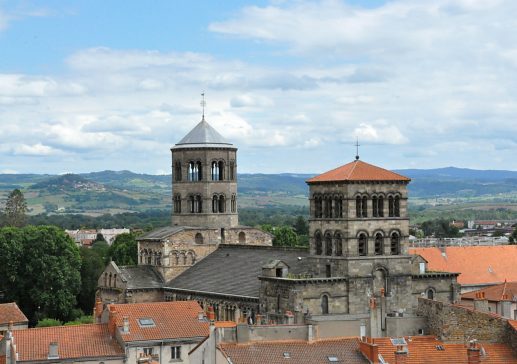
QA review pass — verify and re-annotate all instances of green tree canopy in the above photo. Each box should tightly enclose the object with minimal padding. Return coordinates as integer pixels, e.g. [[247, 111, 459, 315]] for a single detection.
[[261, 225, 299, 247], [78, 246, 106, 314], [109, 233, 138, 265], [0, 225, 82, 324], [4, 189, 28, 227]]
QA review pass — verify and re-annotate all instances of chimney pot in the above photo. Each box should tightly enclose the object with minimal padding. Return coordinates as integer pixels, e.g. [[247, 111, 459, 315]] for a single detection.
[[122, 316, 130, 333], [467, 340, 481, 364]]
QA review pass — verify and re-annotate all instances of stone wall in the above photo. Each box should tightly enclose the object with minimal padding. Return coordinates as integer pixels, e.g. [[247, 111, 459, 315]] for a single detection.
[[417, 298, 508, 343]]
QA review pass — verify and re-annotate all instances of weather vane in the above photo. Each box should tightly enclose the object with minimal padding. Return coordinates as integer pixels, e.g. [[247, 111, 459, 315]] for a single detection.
[[200, 92, 206, 120], [355, 137, 360, 160]]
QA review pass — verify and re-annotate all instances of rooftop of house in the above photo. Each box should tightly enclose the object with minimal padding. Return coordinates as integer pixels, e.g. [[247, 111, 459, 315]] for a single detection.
[[462, 281, 517, 302], [117, 264, 164, 290], [166, 244, 310, 298], [108, 301, 209, 342], [306, 159, 411, 183], [371, 336, 517, 364], [11, 324, 124, 362], [0, 302, 28, 325], [409, 245, 517, 285], [218, 337, 368, 364]]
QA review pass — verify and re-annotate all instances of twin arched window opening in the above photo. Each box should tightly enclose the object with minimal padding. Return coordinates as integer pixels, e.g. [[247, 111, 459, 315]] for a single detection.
[[231, 194, 237, 213], [314, 194, 343, 219], [356, 196, 368, 218], [211, 161, 225, 181], [388, 195, 401, 217], [174, 161, 182, 181], [173, 194, 182, 213], [356, 194, 401, 218], [187, 161, 202, 181], [314, 230, 343, 257], [212, 194, 226, 213], [189, 195, 202, 213]]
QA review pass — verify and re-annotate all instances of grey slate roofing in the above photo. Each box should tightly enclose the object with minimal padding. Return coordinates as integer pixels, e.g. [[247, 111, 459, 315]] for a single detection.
[[137, 226, 186, 241], [118, 265, 164, 289], [166, 244, 310, 298], [173, 118, 234, 148]]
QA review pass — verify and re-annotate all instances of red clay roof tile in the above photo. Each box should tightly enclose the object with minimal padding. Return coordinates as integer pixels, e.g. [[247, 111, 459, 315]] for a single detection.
[[409, 246, 517, 285], [373, 336, 517, 363], [219, 337, 368, 364], [462, 281, 517, 302], [307, 160, 410, 183], [12, 324, 124, 361], [109, 301, 209, 342], [0, 302, 28, 325]]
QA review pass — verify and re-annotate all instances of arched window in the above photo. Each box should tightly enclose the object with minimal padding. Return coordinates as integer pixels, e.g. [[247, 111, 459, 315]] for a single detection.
[[315, 195, 323, 218], [391, 232, 400, 255], [173, 194, 181, 213], [218, 195, 226, 213], [194, 195, 202, 213], [239, 231, 246, 243], [182, 253, 187, 265], [362, 196, 368, 217], [324, 196, 332, 218], [321, 295, 329, 315], [108, 273, 112, 287], [374, 233, 384, 255], [372, 196, 378, 217], [358, 233, 367, 256], [231, 194, 236, 213], [356, 196, 361, 217], [156, 252, 162, 266], [212, 195, 218, 213], [325, 232, 333, 256], [211, 161, 219, 181], [229, 161, 235, 180], [104, 272, 107, 286], [388, 196, 394, 217], [315, 231, 322, 255], [378, 196, 384, 217], [147, 253, 152, 265], [394, 196, 400, 217], [174, 161, 182, 181], [195, 233, 204, 244], [335, 232, 343, 256], [335, 196, 343, 218], [427, 288, 435, 300], [196, 161, 202, 181], [113, 274, 117, 288], [189, 195, 195, 213], [174, 253, 179, 265], [218, 161, 225, 180]]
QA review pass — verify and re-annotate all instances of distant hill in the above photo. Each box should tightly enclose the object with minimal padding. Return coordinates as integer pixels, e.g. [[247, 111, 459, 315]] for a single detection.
[[1, 167, 517, 214]]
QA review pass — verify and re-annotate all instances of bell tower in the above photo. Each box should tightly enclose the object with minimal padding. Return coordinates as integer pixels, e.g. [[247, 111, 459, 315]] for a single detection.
[[171, 117, 238, 228]]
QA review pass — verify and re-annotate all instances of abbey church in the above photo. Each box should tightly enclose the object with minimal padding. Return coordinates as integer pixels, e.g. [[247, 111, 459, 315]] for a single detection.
[[97, 113, 459, 337]]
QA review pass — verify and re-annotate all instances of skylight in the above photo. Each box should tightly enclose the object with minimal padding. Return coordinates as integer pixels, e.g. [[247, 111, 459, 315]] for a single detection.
[[138, 318, 155, 327], [390, 338, 408, 346], [327, 356, 339, 362]]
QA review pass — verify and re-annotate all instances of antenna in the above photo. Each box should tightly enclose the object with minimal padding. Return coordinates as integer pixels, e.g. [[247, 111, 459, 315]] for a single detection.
[[355, 137, 360, 160], [200, 92, 206, 120]]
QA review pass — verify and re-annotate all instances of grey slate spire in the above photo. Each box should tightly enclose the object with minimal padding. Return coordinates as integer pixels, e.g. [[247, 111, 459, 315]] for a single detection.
[[174, 118, 233, 147]]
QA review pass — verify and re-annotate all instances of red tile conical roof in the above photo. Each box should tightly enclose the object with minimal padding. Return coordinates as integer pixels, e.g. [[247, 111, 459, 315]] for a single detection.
[[307, 160, 411, 183]]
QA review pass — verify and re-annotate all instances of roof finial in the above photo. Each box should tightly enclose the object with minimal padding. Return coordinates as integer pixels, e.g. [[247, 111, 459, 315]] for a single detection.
[[200, 92, 206, 121], [355, 137, 360, 161]]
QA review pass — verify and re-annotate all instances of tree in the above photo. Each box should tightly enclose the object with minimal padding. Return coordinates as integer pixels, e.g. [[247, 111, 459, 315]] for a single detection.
[[36, 318, 62, 327], [261, 224, 299, 247], [4, 189, 27, 227], [293, 216, 308, 235], [78, 247, 106, 314], [16, 226, 81, 323], [109, 233, 138, 266], [0, 227, 24, 301]]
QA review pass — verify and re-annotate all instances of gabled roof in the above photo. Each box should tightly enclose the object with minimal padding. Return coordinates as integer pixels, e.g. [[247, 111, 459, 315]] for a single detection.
[[166, 244, 309, 298], [409, 246, 517, 285], [12, 324, 124, 361], [462, 281, 517, 302], [0, 302, 28, 325], [218, 337, 368, 364], [306, 160, 410, 183], [373, 335, 517, 363], [172, 118, 234, 149], [137, 226, 186, 241], [109, 301, 209, 342]]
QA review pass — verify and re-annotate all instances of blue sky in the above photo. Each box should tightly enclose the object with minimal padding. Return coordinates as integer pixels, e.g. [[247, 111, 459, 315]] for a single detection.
[[1, 0, 517, 174]]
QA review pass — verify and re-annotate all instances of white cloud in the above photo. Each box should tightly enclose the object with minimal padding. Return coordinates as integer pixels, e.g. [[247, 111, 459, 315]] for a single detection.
[[13, 143, 60, 156], [353, 122, 408, 145]]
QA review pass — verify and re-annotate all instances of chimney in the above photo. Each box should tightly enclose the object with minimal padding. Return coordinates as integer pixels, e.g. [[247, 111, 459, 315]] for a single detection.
[[94, 298, 103, 322], [467, 340, 481, 364], [108, 306, 118, 337], [207, 306, 215, 322], [48, 342, 59, 359], [473, 292, 489, 312], [394, 345, 407, 364], [359, 337, 379, 364], [198, 311, 206, 321], [122, 316, 130, 333], [308, 324, 314, 343]]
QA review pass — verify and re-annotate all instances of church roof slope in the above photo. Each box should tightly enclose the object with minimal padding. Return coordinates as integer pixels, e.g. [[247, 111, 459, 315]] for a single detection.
[[409, 245, 517, 286], [307, 160, 410, 183], [174, 118, 233, 147], [166, 244, 310, 298], [118, 265, 164, 289]]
